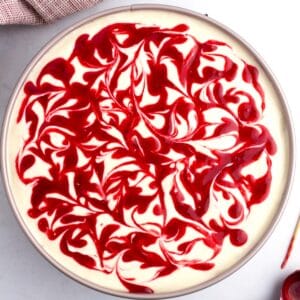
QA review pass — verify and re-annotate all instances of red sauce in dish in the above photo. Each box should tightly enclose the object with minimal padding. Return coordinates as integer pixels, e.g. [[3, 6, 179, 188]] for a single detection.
[[16, 23, 276, 293], [281, 271, 300, 300]]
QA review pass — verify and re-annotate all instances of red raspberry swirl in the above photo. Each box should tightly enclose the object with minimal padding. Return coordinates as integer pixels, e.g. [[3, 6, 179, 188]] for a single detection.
[[16, 23, 276, 293]]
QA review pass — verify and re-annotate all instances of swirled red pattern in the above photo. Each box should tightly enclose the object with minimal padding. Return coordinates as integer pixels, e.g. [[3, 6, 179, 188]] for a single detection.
[[16, 23, 276, 293]]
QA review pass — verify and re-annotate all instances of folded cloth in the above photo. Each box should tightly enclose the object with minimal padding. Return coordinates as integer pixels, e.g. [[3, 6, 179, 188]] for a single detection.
[[0, 0, 101, 25]]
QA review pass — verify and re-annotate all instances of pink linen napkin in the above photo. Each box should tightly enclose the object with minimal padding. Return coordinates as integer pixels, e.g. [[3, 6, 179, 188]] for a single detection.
[[0, 0, 101, 25]]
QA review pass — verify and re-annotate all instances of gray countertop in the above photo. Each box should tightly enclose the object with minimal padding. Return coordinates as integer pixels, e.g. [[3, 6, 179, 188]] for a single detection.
[[1, 1, 300, 299]]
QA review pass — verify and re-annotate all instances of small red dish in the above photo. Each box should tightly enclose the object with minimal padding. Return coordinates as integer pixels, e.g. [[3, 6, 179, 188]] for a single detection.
[[281, 271, 300, 300]]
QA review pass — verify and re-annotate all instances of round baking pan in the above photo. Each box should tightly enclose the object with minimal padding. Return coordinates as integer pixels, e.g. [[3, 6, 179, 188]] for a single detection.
[[1, 4, 295, 299]]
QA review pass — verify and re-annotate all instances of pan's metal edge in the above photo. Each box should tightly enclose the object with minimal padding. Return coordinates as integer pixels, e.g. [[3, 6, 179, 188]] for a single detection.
[[0, 4, 295, 300]]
